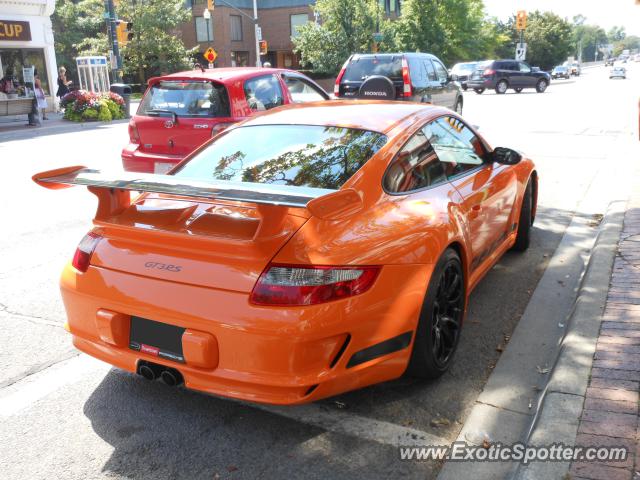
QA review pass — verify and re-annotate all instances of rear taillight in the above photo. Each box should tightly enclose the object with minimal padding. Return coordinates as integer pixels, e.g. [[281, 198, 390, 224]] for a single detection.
[[334, 59, 349, 97], [401, 57, 412, 97], [250, 264, 380, 306], [211, 122, 233, 137], [483, 68, 495, 76], [72, 232, 102, 273], [128, 120, 140, 144]]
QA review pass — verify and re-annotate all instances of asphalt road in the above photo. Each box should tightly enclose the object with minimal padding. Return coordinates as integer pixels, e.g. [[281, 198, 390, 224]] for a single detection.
[[0, 62, 638, 480]]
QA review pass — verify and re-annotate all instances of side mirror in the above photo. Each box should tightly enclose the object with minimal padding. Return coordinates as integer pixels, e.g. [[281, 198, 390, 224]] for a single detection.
[[492, 147, 522, 165]]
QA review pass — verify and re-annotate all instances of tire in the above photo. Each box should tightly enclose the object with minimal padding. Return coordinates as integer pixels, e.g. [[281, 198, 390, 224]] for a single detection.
[[514, 87, 523, 93], [474, 88, 485, 94], [536, 79, 548, 93], [407, 248, 465, 379], [495, 80, 508, 94], [512, 180, 533, 252], [461, 85, 468, 91], [453, 98, 463, 115]]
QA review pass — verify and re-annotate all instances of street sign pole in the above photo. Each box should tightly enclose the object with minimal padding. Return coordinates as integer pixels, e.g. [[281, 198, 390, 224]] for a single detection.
[[104, 0, 122, 82], [253, 0, 261, 67]]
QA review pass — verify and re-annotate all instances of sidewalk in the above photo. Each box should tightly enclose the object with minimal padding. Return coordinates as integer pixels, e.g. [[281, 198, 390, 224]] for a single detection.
[[568, 181, 640, 480]]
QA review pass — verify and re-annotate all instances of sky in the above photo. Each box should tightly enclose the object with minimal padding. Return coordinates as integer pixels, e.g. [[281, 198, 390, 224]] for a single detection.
[[482, 0, 640, 37]]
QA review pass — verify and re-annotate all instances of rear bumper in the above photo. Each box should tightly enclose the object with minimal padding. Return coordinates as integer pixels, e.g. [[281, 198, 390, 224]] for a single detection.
[[61, 262, 433, 405], [466, 78, 494, 89], [121, 144, 185, 173]]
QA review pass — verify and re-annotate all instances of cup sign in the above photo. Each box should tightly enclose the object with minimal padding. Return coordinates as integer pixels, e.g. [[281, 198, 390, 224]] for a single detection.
[[0, 20, 31, 41], [204, 48, 218, 63]]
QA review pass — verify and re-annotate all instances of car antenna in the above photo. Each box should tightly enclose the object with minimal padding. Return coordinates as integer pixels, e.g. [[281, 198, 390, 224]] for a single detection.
[[194, 63, 206, 73]]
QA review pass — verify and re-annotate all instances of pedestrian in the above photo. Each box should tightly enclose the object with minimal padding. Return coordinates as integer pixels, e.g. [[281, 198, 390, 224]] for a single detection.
[[0, 70, 17, 94], [56, 66, 72, 99], [34, 74, 48, 120]]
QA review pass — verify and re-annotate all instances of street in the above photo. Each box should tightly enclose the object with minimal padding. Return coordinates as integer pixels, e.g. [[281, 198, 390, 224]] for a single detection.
[[0, 63, 638, 479]]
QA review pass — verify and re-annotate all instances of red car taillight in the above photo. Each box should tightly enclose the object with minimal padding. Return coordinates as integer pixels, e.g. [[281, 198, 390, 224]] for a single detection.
[[211, 122, 233, 137], [128, 120, 140, 144], [334, 59, 349, 97], [483, 68, 495, 76], [250, 264, 380, 306], [401, 57, 412, 97], [72, 232, 102, 273]]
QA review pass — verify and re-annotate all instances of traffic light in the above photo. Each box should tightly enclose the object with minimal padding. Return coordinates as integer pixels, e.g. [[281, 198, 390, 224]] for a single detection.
[[516, 10, 527, 31], [207, 0, 215, 11], [259, 40, 268, 55], [116, 20, 134, 46]]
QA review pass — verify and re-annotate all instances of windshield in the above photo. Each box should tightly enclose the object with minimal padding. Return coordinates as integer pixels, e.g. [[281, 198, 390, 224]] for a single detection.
[[452, 63, 477, 74], [343, 56, 403, 82], [174, 125, 388, 190], [139, 80, 230, 118]]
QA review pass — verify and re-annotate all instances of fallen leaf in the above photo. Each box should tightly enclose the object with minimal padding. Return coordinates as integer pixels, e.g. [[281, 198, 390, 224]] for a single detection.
[[496, 344, 504, 353], [431, 417, 451, 428], [227, 466, 238, 472], [536, 366, 550, 374], [482, 438, 491, 449], [334, 401, 347, 409]]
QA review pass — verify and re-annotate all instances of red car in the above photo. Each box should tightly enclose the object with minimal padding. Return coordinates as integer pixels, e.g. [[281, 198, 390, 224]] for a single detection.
[[122, 67, 330, 173]]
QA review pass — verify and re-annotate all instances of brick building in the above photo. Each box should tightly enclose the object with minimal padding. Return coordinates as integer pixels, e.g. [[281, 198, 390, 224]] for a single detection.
[[181, 0, 402, 70], [182, 0, 315, 69]]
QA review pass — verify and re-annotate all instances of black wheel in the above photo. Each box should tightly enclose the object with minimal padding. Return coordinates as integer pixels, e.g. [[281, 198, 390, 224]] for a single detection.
[[512, 180, 533, 252], [495, 79, 508, 94], [461, 85, 468, 91], [514, 87, 523, 93], [454, 98, 463, 115], [474, 88, 485, 94], [408, 248, 465, 379], [536, 79, 548, 93]]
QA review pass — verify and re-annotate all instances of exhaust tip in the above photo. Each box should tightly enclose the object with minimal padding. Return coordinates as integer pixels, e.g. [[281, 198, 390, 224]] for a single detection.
[[160, 368, 183, 387], [138, 364, 156, 381]]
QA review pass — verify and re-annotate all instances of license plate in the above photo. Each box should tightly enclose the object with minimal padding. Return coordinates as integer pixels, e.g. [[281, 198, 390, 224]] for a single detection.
[[129, 316, 186, 363], [154, 162, 174, 174]]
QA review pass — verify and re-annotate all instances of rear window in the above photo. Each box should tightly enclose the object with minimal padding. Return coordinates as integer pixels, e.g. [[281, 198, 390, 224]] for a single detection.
[[173, 125, 387, 190], [343, 56, 403, 82], [139, 80, 230, 118]]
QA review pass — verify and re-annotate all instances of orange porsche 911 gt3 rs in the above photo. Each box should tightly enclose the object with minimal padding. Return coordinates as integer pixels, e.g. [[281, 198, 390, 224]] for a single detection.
[[34, 101, 537, 405]]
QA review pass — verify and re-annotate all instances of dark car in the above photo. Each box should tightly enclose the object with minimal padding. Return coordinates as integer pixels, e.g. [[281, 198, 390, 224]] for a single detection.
[[334, 53, 463, 114], [450, 62, 479, 90], [551, 65, 570, 79], [467, 59, 551, 94], [604, 58, 615, 66]]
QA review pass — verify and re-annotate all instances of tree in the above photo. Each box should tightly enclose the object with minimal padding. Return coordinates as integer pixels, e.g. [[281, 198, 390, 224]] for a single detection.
[[52, 0, 105, 79], [613, 35, 640, 56], [572, 19, 607, 62], [116, 0, 195, 83], [293, 0, 380, 75], [608, 26, 626, 42]]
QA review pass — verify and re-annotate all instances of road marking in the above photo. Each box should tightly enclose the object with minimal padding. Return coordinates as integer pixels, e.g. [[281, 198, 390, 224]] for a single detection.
[[0, 354, 108, 418], [251, 402, 449, 447], [1, 352, 449, 447]]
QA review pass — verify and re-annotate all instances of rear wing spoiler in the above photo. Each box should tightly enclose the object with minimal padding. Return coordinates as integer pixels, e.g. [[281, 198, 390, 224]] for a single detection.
[[33, 166, 363, 223]]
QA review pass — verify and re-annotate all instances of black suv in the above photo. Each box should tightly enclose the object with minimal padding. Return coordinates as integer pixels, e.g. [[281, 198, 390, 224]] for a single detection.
[[334, 53, 463, 113], [467, 59, 551, 94]]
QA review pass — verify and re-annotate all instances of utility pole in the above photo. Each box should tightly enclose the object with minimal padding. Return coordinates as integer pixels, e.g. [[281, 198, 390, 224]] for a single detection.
[[253, 0, 261, 67], [104, 0, 122, 82]]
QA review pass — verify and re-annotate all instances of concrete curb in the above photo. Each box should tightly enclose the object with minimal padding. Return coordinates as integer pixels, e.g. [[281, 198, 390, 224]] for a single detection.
[[438, 178, 628, 479], [514, 199, 626, 480]]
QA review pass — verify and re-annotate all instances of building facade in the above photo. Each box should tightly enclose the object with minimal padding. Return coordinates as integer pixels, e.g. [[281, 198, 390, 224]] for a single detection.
[[182, 0, 314, 69], [0, 0, 58, 107]]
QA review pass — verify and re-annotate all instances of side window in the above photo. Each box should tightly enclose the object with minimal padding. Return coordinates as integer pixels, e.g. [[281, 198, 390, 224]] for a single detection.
[[408, 57, 426, 87], [283, 76, 326, 103], [422, 116, 485, 179], [423, 60, 437, 82], [243, 74, 284, 111], [383, 129, 448, 193], [432, 60, 448, 83], [518, 62, 531, 73]]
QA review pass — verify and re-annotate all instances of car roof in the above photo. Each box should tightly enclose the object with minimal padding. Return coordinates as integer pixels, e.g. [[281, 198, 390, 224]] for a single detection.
[[350, 52, 438, 60], [239, 100, 445, 134], [147, 67, 300, 84]]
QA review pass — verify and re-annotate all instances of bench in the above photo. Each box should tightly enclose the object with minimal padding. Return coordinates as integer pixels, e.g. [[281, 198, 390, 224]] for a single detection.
[[0, 98, 36, 116]]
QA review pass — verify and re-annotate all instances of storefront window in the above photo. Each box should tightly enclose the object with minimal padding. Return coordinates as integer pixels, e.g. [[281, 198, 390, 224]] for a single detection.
[[0, 48, 50, 94]]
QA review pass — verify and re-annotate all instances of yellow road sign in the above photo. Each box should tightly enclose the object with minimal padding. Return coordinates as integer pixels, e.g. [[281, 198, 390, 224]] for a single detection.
[[204, 47, 217, 63]]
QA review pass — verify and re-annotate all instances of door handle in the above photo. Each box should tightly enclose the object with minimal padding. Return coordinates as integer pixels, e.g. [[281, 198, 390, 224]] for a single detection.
[[469, 204, 482, 219]]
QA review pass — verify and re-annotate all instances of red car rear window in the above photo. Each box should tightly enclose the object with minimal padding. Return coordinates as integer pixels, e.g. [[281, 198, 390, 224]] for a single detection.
[[139, 80, 230, 118]]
